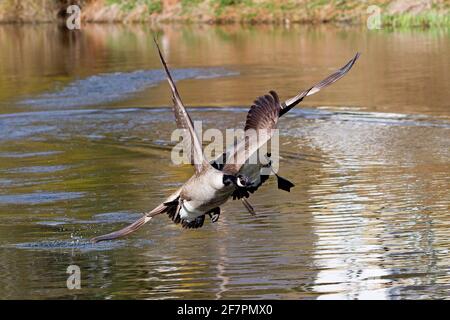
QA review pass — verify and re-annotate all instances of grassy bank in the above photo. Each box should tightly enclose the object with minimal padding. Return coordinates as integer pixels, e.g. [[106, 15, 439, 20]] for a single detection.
[[382, 9, 450, 27], [0, 0, 449, 27]]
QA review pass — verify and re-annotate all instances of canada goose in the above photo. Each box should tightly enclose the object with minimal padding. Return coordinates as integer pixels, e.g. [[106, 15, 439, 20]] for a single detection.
[[91, 40, 360, 243]]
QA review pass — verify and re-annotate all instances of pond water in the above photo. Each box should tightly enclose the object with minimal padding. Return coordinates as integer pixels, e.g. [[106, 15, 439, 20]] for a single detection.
[[0, 23, 449, 299]]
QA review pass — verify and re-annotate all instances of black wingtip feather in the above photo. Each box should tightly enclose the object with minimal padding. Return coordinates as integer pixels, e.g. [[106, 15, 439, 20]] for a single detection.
[[276, 174, 295, 192]]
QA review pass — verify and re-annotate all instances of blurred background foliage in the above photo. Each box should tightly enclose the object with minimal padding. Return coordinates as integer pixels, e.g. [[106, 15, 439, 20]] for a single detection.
[[0, 0, 448, 27]]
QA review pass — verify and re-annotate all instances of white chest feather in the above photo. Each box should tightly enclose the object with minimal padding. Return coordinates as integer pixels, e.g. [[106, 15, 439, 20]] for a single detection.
[[180, 170, 231, 221], [179, 201, 203, 221]]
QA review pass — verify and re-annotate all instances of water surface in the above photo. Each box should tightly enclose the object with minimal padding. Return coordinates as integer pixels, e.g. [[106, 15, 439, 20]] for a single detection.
[[0, 24, 449, 300]]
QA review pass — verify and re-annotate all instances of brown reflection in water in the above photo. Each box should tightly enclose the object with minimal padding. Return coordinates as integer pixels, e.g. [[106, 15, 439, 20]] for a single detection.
[[0, 24, 449, 116]]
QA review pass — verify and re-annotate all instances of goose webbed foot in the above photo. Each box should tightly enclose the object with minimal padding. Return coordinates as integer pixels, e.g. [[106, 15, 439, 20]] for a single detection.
[[207, 207, 221, 223]]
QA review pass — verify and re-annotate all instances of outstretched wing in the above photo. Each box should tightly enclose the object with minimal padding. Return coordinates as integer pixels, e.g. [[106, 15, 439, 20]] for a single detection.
[[280, 52, 360, 116], [228, 53, 359, 196], [91, 189, 181, 243], [154, 38, 211, 174], [222, 90, 281, 175]]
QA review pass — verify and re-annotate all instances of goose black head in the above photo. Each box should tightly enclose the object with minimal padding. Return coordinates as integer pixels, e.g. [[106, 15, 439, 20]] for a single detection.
[[222, 174, 236, 187], [222, 174, 252, 188]]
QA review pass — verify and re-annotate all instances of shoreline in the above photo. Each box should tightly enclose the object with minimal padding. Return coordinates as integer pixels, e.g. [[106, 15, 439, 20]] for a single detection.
[[0, 0, 448, 28]]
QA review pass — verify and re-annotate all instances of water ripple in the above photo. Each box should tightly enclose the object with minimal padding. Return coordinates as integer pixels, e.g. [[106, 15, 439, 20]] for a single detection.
[[19, 68, 238, 108], [0, 192, 85, 205]]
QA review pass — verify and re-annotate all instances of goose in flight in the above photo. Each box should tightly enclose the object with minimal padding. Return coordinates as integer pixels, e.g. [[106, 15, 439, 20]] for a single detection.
[[91, 40, 359, 243]]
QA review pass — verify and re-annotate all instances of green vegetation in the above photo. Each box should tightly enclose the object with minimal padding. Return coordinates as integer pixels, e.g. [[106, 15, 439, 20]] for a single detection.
[[0, 0, 449, 28], [144, 0, 163, 14], [106, 0, 162, 14], [179, 0, 449, 27], [181, 0, 203, 11], [212, 0, 243, 16], [383, 10, 450, 28], [214, 0, 242, 6]]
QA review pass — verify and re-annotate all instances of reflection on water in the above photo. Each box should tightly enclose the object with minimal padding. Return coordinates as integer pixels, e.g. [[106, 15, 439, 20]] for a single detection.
[[0, 23, 449, 299], [19, 68, 236, 108]]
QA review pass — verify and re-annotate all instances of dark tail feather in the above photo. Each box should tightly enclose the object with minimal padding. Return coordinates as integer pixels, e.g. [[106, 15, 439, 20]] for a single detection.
[[275, 174, 295, 192]]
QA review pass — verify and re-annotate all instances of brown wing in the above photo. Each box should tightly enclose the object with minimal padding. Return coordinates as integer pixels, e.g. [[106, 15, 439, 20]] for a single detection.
[[280, 52, 360, 116], [222, 91, 281, 175], [245, 90, 281, 131], [154, 38, 211, 174], [91, 189, 181, 243]]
